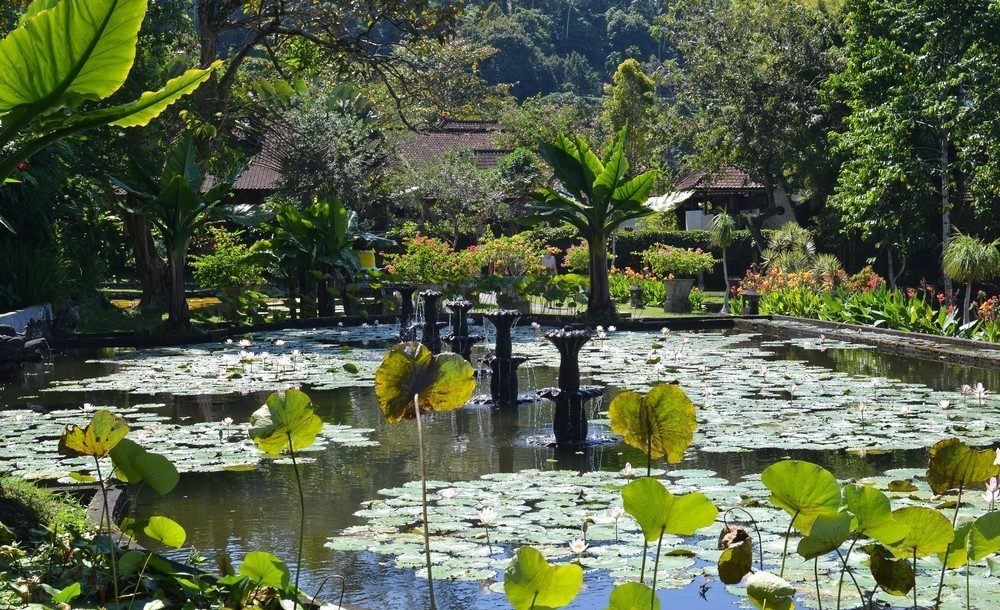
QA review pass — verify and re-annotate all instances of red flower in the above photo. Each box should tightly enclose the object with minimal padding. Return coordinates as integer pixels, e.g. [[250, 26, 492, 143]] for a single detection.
[[16, 162, 27, 171], [936, 293, 946, 303], [947, 304, 955, 315], [906, 288, 916, 298]]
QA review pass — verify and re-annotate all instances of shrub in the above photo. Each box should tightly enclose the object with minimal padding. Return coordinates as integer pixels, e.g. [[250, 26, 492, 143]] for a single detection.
[[609, 267, 665, 306], [383, 236, 479, 286], [563, 242, 591, 273], [475, 232, 553, 277], [192, 227, 266, 300], [688, 286, 706, 312], [641, 245, 716, 279]]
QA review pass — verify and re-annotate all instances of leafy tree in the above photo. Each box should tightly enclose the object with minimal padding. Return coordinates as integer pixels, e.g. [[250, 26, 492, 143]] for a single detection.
[[600, 59, 657, 172], [658, 0, 840, 250], [527, 127, 657, 320], [829, 0, 1000, 302], [115, 137, 234, 325], [0, 0, 217, 228]]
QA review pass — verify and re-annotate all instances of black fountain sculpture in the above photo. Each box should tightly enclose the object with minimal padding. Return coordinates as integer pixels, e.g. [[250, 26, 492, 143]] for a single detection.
[[444, 300, 483, 362], [394, 284, 418, 341], [483, 310, 528, 409], [0, 325, 48, 378], [418, 290, 447, 354], [539, 327, 603, 446]]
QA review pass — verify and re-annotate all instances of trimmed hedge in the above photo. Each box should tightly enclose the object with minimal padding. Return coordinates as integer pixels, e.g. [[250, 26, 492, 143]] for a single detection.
[[527, 226, 766, 290]]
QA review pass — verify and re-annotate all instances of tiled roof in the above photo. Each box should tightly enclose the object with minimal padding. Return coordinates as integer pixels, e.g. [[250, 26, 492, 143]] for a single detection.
[[397, 120, 511, 169], [675, 166, 764, 192], [233, 137, 282, 191]]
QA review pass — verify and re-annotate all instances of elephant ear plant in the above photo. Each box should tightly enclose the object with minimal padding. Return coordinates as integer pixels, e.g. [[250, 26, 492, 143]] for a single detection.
[[374, 341, 476, 610], [0, 0, 220, 229], [249, 388, 324, 608]]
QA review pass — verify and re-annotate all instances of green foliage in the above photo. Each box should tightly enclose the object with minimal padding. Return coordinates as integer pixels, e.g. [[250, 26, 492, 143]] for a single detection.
[[143, 515, 186, 548], [761, 460, 841, 535], [606, 582, 660, 610], [942, 233, 1000, 285], [374, 342, 476, 423], [504, 546, 584, 610], [608, 384, 697, 464], [249, 389, 324, 455], [867, 543, 915, 596], [563, 242, 591, 273], [57, 410, 129, 458], [191, 227, 266, 300], [745, 571, 795, 610], [710, 211, 736, 249], [238, 551, 290, 588], [925, 438, 997, 496], [641, 244, 716, 279], [0, 240, 76, 309], [888, 507, 955, 558], [383, 235, 479, 288], [109, 438, 179, 496], [621, 477, 718, 541], [0, 476, 86, 540], [600, 59, 656, 171]]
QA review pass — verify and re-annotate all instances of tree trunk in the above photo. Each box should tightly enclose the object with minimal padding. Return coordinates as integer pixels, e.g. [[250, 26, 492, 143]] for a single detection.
[[587, 238, 615, 319], [720, 247, 731, 314], [886, 246, 896, 290], [167, 246, 190, 326], [122, 209, 169, 312], [941, 132, 954, 304], [964, 281, 972, 326]]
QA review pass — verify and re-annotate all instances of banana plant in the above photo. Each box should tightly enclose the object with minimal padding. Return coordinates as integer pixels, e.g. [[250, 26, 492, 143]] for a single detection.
[[0, 0, 220, 229], [114, 136, 237, 325]]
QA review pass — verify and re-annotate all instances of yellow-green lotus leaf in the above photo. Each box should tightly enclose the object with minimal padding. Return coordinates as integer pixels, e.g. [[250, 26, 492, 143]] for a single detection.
[[608, 384, 696, 463], [374, 342, 475, 423], [761, 460, 841, 535], [746, 571, 795, 610], [143, 515, 186, 549], [504, 546, 583, 610], [249, 389, 323, 454], [888, 506, 954, 558], [969, 512, 1000, 561], [58, 410, 129, 458], [926, 438, 996, 495], [843, 483, 908, 546], [621, 477, 718, 541], [606, 582, 660, 610]]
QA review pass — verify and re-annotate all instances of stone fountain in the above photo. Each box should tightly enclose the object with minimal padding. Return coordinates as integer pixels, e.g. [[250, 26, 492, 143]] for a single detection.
[[394, 284, 418, 342], [483, 310, 528, 409], [539, 327, 603, 447], [418, 290, 447, 354], [444, 300, 483, 362]]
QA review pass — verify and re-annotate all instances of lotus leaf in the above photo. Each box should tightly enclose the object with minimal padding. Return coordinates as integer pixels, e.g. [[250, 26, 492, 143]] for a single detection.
[[926, 438, 996, 495], [606, 582, 660, 610], [745, 571, 796, 610], [939, 522, 972, 568], [143, 515, 186, 549], [608, 384, 696, 463], [888, 507, 954, 558], [843, 484, 908, 546], [867, 543, 914, 596], [796, 512, 853, 559], [970, 512, 1000, 561], [374, 342, 476, 423], [57, 410, 129, 458], [504, 546, 583, 610], [249, 389, 323, 454], [761, 460, 841, 535], [239, 551, 290, 588], [621, 477, 718, 541], [119, 550, 146, 578], [718, 531, 753, 584], [109, 438, 179, 496]]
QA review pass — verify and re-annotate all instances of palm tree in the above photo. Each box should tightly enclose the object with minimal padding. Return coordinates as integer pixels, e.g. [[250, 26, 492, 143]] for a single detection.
[[527, 127, 658, 319], [942, 232, 1000, 325], [710, 211, 736, 313]]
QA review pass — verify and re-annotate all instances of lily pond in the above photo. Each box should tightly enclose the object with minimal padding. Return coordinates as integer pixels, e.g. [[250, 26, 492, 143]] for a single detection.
[[4, 324, 1000, 609]]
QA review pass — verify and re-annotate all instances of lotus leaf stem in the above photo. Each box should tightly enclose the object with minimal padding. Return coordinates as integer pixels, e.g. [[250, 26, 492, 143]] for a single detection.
[[288, 431, 305, 609], [722, 507, 764, 570], [835, 544, 865, 610], [912, 549, 917, 610], [650, 526, 666, 610], [935, 485, 963, 607], [530, 591, 538, 609], [414, 394, 436, 610], [639, 539, 649, 584], [127, 553, 154, 610], [814, 557, 823, 610], [779, 510, 799, 578], [93, 456, 119, 604]]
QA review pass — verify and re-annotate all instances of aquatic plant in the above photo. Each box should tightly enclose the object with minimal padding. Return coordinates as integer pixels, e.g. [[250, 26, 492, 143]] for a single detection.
[[607, 384, 696, 475], [249, 389, 323, 607], [374, 341, 475, 609], [504, 546, 583, 610]]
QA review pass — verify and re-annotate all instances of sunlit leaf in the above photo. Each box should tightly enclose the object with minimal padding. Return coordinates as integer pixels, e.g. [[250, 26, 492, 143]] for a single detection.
[[761, 460, 841, 535], [504, 546, 583, 610], [888, 507, 954, 558], [109, 438, 179, 495], [843, 483, 908, 546], [621, 477, 718, 541], [57, 410, 129, 458], [926, 438, 996, 495], [745, 571, 795, 610], [374, 342, 475, 423], [606, 581, 660, 610], [143, 515, 186, 548], [249, 389, 323, 454], [969, 512, 1000, 561], [797, 511, 852, 559], [239, 551, 290, 588], [608, 384, 696, 463], [939, 522, 972, 568]]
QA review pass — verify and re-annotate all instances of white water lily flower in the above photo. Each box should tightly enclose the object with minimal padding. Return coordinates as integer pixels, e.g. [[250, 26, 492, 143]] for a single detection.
[[531, 321, 541, 330], [361, 323, 369, 328], [595, 325, 604, 333], [660, 327, 669, 335], [225, 338, 233, 345], [760, 365, 769, 377], [273, 339, 285, 347], [609, 506, 625, 521], [569, 539, 588, 555], [479, 507, 498, 526], [985, 478, 1000, 504], [995, 448, 1000, 467], [439, 488, 458, 500], [961, 384, 972, 396], [939, 399, 951, 410], [788, 383, 797, 397], [597, 331, 607, 340], [238, 339, 252, 348], [607, 326, 617, 333], [899, 406, 911, 416], [858, 401, 868, 416], [221, 417, 234, 426], [338, 321, 344, 327], [621, 462, 636, 477], [238, 350, 254, 362], [81, 403, 94, 413], [291, 349, 301, 359], [973, 383, 988, 405]]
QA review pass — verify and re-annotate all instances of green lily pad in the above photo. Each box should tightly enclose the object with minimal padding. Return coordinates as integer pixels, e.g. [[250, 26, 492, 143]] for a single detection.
[[143, 515, 186, 548], [606, 581, 660, 610], [761, 460, 841, 535], [621, 477, 717, 540], [926, 438, 996, 495], [843, 484, 908, 546], [608, 384, 696, 464], [239, 551, 290, 588], [746, 571, 795, 610], [249, 389, 323, 454]]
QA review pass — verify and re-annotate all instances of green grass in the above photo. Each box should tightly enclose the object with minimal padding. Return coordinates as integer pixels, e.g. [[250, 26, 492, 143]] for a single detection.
[[0, 477, 87, 541]]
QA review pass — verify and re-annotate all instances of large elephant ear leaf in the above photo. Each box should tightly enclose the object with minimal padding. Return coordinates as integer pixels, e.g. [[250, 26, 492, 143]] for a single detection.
[[0, 0, 146, 112], [504, 546, 583, 610], [58, 410, 129, 458], [374, 342, 475, 423], [926, 438, 996, 495], [608, 384, 696, 464], [249, 389, 323, 454], [761, 460, 841, 535]]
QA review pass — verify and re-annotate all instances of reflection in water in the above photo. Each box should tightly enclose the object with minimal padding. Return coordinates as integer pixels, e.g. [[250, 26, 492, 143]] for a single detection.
[[3, 334, 993, 609]]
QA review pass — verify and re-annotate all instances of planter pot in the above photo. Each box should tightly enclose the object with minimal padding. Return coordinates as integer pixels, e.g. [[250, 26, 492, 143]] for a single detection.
[[742, 291, 761, 316], [662, 278, 696, 313], [629, 285, 646, 308]]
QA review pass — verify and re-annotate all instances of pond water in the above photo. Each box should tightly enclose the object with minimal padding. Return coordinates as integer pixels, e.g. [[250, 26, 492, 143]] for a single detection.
[[2, 325, 999, 609]]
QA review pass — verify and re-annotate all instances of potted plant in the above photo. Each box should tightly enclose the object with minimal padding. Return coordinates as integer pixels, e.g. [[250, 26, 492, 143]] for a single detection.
[[641, 245, 717, 312]]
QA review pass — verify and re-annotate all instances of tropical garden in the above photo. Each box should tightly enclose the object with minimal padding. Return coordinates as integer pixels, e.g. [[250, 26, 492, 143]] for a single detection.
[[2, 0, 1000, 609]]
